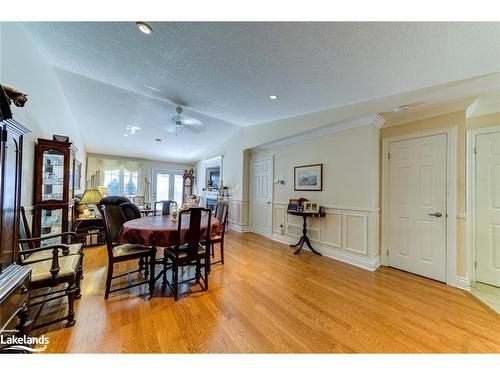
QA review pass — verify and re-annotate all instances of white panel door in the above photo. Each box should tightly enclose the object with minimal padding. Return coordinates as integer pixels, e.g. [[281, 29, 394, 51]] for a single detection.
[[475, 130, 500, 287], [388, 134, 447, 282], [251, 157, 273, 238]]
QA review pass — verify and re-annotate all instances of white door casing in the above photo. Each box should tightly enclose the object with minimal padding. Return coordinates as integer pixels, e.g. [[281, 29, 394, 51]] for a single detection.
[[475, 130, 500, 287], [250, 157, 273, 238], [387, 133, 447, 282]]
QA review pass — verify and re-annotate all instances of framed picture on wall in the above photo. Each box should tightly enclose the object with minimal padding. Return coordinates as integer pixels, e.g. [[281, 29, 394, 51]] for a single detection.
[[294, 164, 323, 191]]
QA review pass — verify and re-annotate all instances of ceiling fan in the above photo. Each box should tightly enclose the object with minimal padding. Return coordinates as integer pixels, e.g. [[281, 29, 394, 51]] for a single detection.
[[168, 106, 205, 136]]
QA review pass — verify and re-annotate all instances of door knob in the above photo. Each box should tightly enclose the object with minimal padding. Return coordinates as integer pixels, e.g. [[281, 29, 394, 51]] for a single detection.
[[267, 201, 271, 204], [428, 212, 442, 217]]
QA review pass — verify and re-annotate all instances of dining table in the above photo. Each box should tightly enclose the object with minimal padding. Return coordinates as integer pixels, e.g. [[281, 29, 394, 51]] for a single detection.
[[118, 214, 222, 248], [118, 214, 222, 286]]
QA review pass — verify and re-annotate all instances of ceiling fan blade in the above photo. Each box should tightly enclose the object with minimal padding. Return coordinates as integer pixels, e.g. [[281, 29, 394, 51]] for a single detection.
[[183, 123, 206, 133], [181, 117, 203, 127], [165, 123, 178, 134]]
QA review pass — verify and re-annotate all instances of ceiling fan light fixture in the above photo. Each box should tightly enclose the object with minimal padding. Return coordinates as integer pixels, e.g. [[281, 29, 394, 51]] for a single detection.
[[136, 22, 152, 35], [124, 125, 141, 137]]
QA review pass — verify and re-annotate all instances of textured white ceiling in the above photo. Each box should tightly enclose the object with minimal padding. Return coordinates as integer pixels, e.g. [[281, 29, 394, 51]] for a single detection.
[[53, 68, 239, 163], [21, 22, 500, 161]]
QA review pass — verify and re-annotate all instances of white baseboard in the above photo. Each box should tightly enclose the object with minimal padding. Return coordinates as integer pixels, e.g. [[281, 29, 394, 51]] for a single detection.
[[228, 222, 250, 233], [271, 233, 380, 271], [455, 276, 471, 291]]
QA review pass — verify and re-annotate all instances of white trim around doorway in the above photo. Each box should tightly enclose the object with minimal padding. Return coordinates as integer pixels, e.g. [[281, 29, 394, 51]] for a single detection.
[[466, 125, 500, 285], [249, 156, 274, 238], [381, 127, 458, 288]]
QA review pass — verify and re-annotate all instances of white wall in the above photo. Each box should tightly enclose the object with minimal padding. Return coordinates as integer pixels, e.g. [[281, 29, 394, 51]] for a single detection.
[[247, 124, 380, 269], [0, 23, 86, 206], [251, 124, 379, 209]]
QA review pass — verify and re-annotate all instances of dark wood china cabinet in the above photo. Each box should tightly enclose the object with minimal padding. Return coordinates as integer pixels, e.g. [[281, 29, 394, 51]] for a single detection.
[[33, 139, 77, 244], [0, 118, 31, 346]]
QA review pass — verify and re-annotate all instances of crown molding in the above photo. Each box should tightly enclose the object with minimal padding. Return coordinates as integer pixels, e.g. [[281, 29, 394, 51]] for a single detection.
[[466, 98, 480, 118], [380, 97, 476, 128], [373, 114, 386, 128], [255, 113, 379, 150]]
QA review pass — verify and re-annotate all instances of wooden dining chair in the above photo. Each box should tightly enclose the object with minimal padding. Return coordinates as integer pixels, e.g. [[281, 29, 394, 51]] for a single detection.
[[100, 201, 157, 299], [163, 207, 211, 301], [154, 200, 177, 216], [211, 201, 228, 266], [132, 195, 145, 207]]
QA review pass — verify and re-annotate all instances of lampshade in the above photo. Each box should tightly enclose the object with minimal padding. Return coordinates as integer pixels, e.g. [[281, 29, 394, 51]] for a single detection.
[[80, 189, 103, 204], [97, 185, 109, 196]]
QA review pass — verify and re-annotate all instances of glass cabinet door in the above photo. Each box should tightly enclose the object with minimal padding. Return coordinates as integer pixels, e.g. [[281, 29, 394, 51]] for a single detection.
[[41, 149, 65, 202], [40, 207, 63, 246]]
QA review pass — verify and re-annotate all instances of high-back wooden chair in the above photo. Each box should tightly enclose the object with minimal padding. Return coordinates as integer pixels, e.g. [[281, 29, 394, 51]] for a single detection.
[[132, 195, 145, 207], [100, 200, 157, 299], [211, 201, 228, 265], [154, 200, 177, 216], [163, 207, 211, 300]]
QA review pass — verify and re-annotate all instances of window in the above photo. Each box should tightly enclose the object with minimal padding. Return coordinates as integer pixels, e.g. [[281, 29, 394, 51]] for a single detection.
[[174, 174, 183, 204], [103, 168, 139, 198], [123, 170, 138, 198], [104, 169, 120, 196], [156, 173, 170, 201]]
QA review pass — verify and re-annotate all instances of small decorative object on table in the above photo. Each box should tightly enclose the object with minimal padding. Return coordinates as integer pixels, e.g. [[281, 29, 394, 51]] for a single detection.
[[303, 201, 319, 213], [170, 201, 179, 222]]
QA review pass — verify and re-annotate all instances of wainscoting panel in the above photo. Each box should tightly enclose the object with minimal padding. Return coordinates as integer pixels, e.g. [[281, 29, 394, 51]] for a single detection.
[[343, 213, 368, 255], [228, 199, 249, 232], [270, 202, 380, 270]]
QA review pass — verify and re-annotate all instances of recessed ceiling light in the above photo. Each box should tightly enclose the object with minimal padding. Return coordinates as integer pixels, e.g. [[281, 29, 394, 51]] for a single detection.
[[269, 94, 279, 100], [394, 105, 409, 113], [136, 22, 152, 35]]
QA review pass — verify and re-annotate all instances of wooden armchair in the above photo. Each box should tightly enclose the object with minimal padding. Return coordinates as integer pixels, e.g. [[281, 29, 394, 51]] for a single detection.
[[18, 207, 83, 329], [163, 207, 211, 300]]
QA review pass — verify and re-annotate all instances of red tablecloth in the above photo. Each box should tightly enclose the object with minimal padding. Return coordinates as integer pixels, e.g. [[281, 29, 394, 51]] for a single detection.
[[118, 214, 221, 247]]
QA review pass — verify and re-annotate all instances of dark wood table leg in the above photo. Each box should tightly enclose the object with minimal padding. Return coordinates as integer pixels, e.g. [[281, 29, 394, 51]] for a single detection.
[[303, 235, 322, 256], [293, 237, 305, 255], [290, 214, 322, 256]]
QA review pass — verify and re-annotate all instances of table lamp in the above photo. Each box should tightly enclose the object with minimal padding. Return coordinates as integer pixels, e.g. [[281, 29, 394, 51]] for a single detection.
[[97, 185, 109, 197], [80, 188, 103, 217]]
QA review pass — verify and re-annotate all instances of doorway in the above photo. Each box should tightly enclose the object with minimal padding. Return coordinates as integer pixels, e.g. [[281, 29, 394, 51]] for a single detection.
[[382, 128, 457, 286], [151, 169, 184, 208], [469, 126, 500, 288], [250, 157, 273, 238]]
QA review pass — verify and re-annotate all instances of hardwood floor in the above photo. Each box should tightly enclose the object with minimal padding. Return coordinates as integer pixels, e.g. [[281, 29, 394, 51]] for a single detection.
[[33, 231, 500, 353]]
